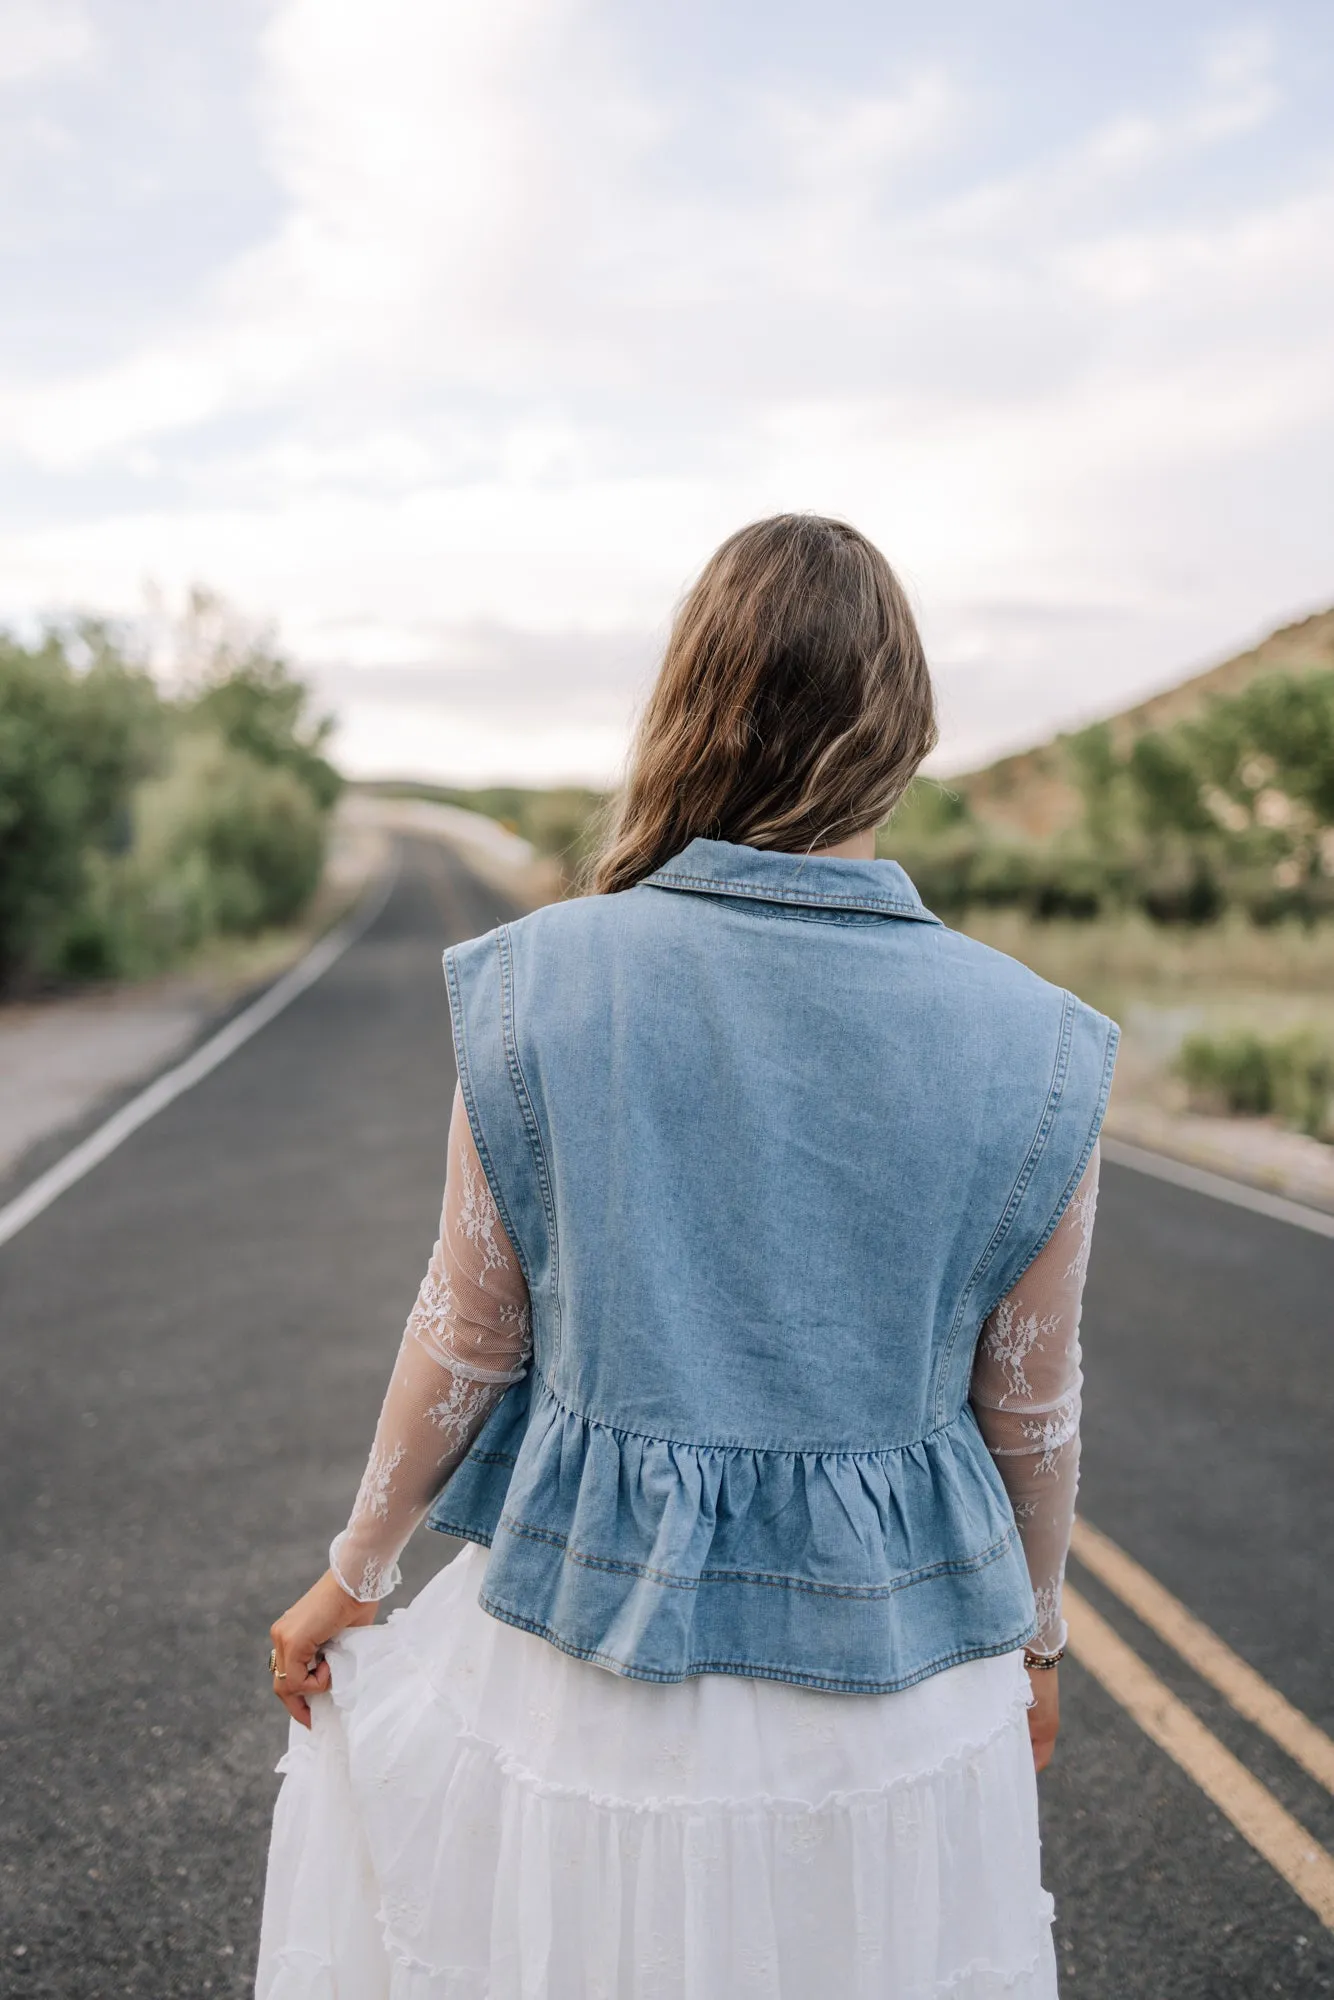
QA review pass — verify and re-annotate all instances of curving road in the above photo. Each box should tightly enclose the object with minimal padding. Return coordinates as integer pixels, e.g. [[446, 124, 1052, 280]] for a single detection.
[[1, 838, 1330, 1997]]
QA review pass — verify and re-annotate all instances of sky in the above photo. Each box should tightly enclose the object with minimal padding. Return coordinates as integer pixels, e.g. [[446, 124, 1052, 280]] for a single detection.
[[1, 0, 1332, 784]]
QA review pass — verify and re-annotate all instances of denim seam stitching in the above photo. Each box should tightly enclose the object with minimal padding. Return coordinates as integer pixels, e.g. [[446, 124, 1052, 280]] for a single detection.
[[472, 1596, 1036, 1693], [720, 900, 896, 929], [931, 989, 1077, 1428], [427, 1518, 497, 1547], [521, 1365, 970, 1458], [643, 871, 941, 922], [491, 1515, 1017, 1596], [442, 944, 535, 1299], [496, 925, 562, 1357], [976, 1013, 1121, 1321]]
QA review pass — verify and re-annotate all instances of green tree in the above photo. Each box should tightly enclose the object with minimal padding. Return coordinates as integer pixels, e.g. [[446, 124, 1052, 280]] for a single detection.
[[1125, 731, 1214, 839], [134, 734, 327, 940], [0, 593, 344, 990], [1186, 671, 1334, 850], [177, 590, 341, 811], [1065, 723, 1130, 848], [0, 628, 163, 985]]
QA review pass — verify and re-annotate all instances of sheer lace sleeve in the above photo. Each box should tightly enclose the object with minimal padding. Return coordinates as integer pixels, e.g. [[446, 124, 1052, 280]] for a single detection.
[[329, 1085, 532, 1602], [970, 1145, 1100, 1658]]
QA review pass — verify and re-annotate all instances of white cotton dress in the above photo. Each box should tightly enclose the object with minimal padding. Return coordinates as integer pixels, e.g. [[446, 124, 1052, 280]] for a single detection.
[[257, 1091, 1098, 2000]]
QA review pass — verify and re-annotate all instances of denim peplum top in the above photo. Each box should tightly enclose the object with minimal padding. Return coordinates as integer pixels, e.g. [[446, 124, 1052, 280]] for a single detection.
[[428, 839, 1118, 1693]]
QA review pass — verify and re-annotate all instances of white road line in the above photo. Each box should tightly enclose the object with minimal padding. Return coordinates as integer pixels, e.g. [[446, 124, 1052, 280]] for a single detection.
[[1073, 1519, 1334, 1796], [1065, 1587, 1334, 1929], [1101, 1135, 1334, 1239], [0, 857, 398, 1253]]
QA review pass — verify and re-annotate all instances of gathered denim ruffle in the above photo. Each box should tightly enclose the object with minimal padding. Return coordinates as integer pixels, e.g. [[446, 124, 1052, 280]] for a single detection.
[[428, 1373, 1037, 1692]]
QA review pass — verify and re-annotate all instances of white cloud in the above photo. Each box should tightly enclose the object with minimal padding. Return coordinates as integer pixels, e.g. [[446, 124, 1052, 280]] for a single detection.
[[0, 3, 1329, 782], [1188, 23, 1279, 141], [764, 69, 961, 189], [1084, 26, 1277, 167], [0, 0, 94, 86]]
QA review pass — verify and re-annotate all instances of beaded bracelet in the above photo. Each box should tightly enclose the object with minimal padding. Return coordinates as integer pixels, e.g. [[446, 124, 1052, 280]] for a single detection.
[[1023, 1647, 1065, 1670]]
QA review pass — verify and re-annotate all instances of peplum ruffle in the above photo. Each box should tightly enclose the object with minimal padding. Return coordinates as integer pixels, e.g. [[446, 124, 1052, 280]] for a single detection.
[[427, 1373, 1037, 1692]]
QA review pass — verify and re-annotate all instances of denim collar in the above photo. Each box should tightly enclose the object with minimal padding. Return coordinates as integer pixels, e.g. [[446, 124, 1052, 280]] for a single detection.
[[643, 837, 941, 923]]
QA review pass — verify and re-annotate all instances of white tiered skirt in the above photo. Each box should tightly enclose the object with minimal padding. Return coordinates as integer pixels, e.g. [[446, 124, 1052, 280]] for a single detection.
[[257, 1545, 1058, 1998]]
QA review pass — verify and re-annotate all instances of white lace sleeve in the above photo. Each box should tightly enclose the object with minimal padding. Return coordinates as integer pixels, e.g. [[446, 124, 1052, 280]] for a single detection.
[[970, 1144, 1100, 1658], [329, 1085, 533, 1602]]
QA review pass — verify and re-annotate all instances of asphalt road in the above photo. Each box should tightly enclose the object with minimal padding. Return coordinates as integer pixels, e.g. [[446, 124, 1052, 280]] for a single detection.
[[1, 837, 1331, 1998]]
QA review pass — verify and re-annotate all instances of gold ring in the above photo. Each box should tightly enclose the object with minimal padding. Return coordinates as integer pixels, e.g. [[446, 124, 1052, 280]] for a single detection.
[[268, 1647, 286, 1679]]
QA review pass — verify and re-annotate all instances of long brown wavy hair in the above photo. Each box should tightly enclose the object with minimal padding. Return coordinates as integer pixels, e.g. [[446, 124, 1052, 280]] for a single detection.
[[592, 514, 937, 894]]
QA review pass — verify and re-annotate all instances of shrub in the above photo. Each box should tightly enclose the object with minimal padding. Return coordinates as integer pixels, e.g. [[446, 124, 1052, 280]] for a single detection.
[[1270, 1031, 1334, 1140], [887, 831, 1119, 924], [1134, 840, 1225, 926], [1175, 1028, 1334, 1140], [0, 630, 163, 987], [0, 602, 339, 991], [1175, 1032, 1275, 1117], [135, 733, 327, 939], [894, 668, 1334, 931], [185, 649, 341, 811]]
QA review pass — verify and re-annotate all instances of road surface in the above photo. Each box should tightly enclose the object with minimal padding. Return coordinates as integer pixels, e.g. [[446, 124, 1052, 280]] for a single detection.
[[2, 838, 1330, 1996]]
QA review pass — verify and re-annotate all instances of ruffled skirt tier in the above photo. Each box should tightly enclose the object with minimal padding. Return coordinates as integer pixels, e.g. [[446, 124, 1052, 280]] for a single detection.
[[257, 1546, 1058, 1998]]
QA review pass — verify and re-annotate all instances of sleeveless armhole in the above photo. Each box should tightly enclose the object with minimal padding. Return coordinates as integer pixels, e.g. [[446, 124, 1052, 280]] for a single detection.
[[979, 997, 1118, 1320], [443, 931, 554, 1321], [931, 996, 1116, 1428]]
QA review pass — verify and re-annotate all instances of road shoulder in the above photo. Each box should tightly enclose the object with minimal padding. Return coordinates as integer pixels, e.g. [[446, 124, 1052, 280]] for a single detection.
[[1104, 1098, 1334, 1217]]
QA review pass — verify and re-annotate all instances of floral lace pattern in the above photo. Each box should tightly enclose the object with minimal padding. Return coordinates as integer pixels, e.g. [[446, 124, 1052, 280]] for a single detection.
[[427, 1370, 510, 1453], [330, 1086, 533, 1603], [457, 1153, 511, 1283], [405, 1267, 456, 1363], [976, 1298, 1062, 1407], [970, 1147, 1100, 1654], [353, 1441, 406, 1523], [1063, 1172, 1100, 1288], [1019, 1391, 1082, 1477]]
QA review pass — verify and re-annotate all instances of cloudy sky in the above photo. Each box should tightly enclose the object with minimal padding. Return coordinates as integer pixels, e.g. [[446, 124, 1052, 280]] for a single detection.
[[2, 1, 1331, 783]]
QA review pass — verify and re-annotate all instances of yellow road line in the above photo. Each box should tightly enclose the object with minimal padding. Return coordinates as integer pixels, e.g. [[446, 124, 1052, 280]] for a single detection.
[[1065, 1586, 1334, 1929], [1072, 1518, 1334, 1797]]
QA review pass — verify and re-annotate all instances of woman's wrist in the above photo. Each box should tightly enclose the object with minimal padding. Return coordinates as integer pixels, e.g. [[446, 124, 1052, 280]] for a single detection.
[[328, 1534, 396, 1605], [325, 1562, 366, 1609], [1023, 1611, 1068, 1670]]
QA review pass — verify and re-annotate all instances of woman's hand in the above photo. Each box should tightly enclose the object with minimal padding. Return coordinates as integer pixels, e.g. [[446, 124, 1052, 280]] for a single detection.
[[269, 1569, 379, 1728], [1026, 1663, 1060, 1773]]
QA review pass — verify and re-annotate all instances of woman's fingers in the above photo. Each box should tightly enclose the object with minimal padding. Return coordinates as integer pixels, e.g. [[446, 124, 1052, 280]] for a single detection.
[[271, 1645, 330, 1728], [269, 1620, 333, 1728], [284, 1652, 328, 1694], [1025, 1664, 1060, 1773], [267, 1569, 378, 1726], [279, 1687, 313, 1728], [269, 1616, 324, 1683]]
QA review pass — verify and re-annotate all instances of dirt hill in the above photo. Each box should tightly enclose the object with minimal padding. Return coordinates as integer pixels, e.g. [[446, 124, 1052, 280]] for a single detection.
[[953, 606, 1334, 840]]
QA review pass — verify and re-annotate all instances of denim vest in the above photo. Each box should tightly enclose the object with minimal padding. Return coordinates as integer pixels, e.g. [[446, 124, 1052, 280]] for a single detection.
[[429, 838, 1118, 1693]]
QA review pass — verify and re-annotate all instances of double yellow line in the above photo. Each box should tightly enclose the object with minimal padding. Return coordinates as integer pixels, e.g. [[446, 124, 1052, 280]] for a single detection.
[[1067, 1518, 1334, 1927]]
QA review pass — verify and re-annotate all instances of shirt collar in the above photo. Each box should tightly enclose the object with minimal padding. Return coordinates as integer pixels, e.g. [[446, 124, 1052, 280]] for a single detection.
[[642, 837, 940, 923]]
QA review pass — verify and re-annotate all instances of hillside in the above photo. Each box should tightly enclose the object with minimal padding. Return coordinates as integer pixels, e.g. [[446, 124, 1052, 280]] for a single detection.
[[953, 606, 1334, 840]]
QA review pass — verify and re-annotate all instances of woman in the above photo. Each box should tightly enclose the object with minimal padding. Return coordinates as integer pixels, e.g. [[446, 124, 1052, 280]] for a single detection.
[[258, 515, 1117, 1999]]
